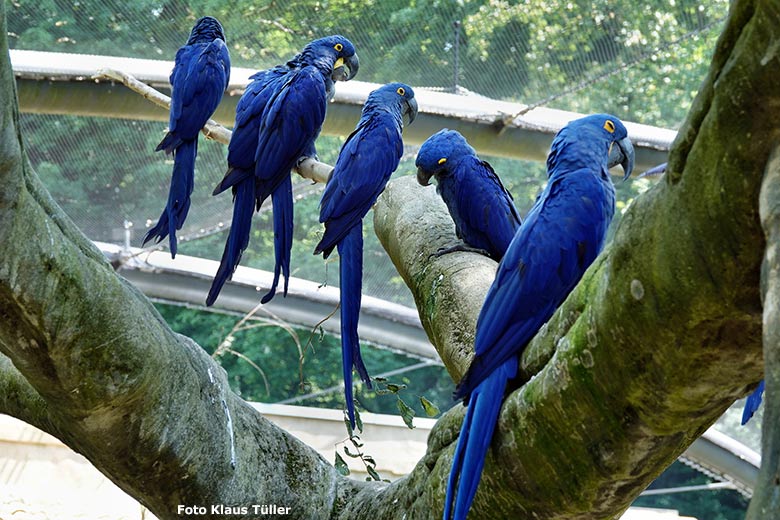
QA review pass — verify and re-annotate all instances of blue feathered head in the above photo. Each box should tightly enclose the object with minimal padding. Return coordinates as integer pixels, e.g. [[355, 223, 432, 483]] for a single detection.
[[364, 82, 418, 128], [299, 35, 359, 81], [547, 113, 635, 180], [415, 129, 477, 186], [187, 16, 226, 44]]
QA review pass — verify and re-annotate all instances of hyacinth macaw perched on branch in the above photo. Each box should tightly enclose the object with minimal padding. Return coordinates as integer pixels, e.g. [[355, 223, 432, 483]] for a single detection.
[[206, 36, 359, 306], [416, 129, 522, 261], [314, 83, 418, 428], [143, 16, 230, 257], [444, 114, 635, 520]]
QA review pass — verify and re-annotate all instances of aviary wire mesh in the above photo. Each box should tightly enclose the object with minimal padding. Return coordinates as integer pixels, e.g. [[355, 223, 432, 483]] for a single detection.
[[9, 0, 729, 307], [8, 0, 728, 108]]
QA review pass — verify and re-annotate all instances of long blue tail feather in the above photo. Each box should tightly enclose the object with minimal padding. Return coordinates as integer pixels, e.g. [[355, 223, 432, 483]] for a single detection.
[[337, 224, 372, 428], [143, 139, 198, 257], [213, 166, 250, 196], [206, 176, 255, 306], [261, 175, 294, 304], [444, 357, 518, 520], [742, 380, 765, 425], [155, 131, 184, 154]]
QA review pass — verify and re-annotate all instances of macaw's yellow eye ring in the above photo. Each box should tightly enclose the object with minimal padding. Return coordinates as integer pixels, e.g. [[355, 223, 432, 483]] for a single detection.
[[334, 43, 343, 52], [397, 87, 406, 96], [604, 120, 616, 133]]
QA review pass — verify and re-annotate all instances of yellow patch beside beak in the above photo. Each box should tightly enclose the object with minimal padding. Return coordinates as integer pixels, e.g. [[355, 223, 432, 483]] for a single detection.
[[334, 57, 345, 69], [438, 158, 447, 165]]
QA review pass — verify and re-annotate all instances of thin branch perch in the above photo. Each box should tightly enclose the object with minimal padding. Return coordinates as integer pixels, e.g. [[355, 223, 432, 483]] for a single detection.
[[93, 68, 333, 184]]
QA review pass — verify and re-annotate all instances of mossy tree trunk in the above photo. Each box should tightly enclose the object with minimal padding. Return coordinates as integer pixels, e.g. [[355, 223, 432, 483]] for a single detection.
[[1, 1, 779, 520]]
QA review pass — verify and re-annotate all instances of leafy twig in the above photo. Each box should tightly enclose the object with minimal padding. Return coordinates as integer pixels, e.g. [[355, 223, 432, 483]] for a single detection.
[[212, 300, 303, 398], [335, 408, 388, 482], [299, 304, 339, 388], [219, 346, 271, 397]]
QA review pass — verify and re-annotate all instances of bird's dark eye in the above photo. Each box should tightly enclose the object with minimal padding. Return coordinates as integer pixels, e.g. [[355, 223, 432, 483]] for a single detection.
[[397, 87, 405, 96], [603, 120, 615, 133], [334, 43, 343, 52]]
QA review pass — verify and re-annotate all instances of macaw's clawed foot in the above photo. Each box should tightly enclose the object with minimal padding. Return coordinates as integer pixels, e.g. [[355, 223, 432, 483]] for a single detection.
[[297, 154, 319, 167], [432, 243, 491, 259]]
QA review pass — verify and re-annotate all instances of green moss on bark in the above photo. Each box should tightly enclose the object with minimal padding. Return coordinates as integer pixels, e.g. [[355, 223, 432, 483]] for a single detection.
[[368, 0, 778, 517]]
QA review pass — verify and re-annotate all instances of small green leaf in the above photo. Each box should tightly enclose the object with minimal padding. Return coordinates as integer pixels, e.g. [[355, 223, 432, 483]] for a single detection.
[[420, 396, 440, 417], [354, 406, 364, 433], [386, 383, 407, 393], [366, 465, 382, 481], [343, 411, 354, 437], [334, 452, 350, 476], [362, 455, 376, 467], [373, 376, 387, 383], [344, 446, 360, 458], [397, 397, 416, 429]]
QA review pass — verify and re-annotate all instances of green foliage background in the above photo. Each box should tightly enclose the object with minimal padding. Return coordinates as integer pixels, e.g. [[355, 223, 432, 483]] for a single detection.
[[9, 0, 728, 128], [154, 302, 455, 418]]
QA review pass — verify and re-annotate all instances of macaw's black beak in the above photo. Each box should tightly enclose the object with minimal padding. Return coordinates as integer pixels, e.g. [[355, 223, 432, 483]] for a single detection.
[[608, 136, 635, 181], [404, 96, 419, 127], [331, 67, 348, 82], [345, 53, 359, 80], [417, 166, 433, 186], [332, 53, 360, 83]]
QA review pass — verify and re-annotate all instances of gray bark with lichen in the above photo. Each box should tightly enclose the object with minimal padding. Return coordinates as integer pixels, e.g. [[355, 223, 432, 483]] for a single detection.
[[0, 1, 778, 520], [746, 147, 780, 518]]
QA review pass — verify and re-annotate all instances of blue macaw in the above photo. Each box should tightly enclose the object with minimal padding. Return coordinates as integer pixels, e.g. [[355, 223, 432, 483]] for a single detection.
[[742, 380, 764, 425], [143, 16, 230, 257], [314, 83, 418, 428], [416, 129, 522, 261], [205, 36, 359, 306], [444, 114, 635, 520]]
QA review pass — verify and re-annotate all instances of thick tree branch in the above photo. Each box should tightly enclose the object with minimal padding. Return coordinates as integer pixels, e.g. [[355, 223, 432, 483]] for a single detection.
[[0, 143, 362, 516], [374, 177, 495, 381], [0, 351, 61, 437], [370, 0, 778, 518], [746, 145, 780, 517]]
